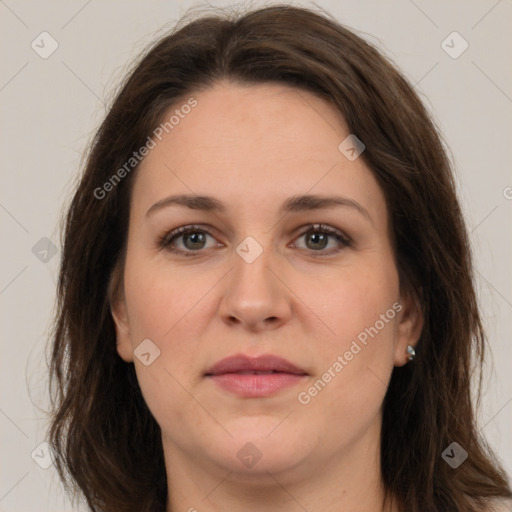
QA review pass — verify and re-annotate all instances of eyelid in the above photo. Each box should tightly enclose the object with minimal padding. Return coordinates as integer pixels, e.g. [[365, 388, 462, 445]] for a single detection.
[[292, 223, 349, 240], [157, 223, 352, 256]]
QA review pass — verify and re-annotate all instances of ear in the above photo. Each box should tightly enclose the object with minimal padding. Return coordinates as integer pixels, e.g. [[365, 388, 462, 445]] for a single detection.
[[393, 286, 424, 367], [108, 264, 134, 363]]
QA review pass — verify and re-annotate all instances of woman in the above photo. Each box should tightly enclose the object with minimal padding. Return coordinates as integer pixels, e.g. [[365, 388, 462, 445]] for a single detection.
[[48, 4, 512, 511]]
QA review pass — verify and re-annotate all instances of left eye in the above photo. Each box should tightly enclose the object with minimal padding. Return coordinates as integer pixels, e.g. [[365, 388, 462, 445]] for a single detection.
[[158, 224, 351, 256], [292, 225, 351, 252]]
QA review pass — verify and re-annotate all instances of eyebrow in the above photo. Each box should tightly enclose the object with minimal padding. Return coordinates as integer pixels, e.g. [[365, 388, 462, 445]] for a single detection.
[[145, 193, 372, 222]]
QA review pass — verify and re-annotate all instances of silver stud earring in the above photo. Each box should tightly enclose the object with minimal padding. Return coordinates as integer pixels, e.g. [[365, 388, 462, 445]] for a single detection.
[[406, 345, 416, 362]]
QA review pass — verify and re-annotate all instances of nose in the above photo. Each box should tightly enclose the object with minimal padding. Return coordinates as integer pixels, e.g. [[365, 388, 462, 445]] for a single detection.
[[218, 241, 292, 332]]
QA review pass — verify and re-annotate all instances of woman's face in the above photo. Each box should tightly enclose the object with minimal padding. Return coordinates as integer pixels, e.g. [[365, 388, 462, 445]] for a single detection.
[[112, 81, 422, 482]]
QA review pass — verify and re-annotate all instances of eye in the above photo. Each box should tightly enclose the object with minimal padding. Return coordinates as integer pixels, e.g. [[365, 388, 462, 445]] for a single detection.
[[158, 225, 220, 256], [291, 224, 351, 254], [158, 223, 351, 257]]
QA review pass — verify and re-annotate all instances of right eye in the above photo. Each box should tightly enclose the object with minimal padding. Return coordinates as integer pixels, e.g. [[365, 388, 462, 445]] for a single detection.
[[158, 225, 221, 256]]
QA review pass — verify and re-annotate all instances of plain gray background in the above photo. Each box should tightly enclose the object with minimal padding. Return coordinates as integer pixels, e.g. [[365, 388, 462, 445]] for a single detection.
[[1, 0, 511, 510]]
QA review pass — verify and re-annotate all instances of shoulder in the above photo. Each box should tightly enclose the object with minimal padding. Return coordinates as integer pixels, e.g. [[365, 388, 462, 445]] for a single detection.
[[484, 497, 512, 512]]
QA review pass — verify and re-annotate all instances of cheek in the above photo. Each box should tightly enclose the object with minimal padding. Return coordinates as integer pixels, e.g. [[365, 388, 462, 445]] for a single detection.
[[312, 265, 399, 399], [289, 267, 399, 455], [325, 264, 399, 340], [123, 270, 206, 427], [123, 252, 211, 341], [121, 255, 216, 413]]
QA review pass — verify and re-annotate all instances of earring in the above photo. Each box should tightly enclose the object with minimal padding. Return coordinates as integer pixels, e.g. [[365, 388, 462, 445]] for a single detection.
[[406, 345, 416, 362]]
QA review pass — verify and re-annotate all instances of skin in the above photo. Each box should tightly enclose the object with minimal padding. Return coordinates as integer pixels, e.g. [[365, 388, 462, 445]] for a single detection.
[[111, 81, 423, 512]]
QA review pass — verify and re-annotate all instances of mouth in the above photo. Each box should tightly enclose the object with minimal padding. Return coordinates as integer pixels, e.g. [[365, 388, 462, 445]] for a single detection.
[[204, 354, 308, 398]]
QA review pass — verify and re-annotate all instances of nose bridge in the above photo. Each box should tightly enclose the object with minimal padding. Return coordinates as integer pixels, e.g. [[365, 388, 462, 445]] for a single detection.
[[219, 232, 291, 329], [232, 233, 278, 298]]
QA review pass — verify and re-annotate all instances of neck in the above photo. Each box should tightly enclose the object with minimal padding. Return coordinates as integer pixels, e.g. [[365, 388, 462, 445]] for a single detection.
[[164, 418, 398, 512]]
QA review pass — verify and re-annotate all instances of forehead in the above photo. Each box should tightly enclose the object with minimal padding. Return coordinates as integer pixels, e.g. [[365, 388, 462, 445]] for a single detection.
[[130, 81, 386, 223]]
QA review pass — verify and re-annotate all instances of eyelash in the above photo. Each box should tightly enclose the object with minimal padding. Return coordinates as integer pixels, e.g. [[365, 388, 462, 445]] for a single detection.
[[157, 224, 352, 257]]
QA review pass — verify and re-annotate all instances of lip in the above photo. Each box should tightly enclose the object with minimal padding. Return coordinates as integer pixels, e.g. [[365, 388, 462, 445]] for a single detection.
[[205, 354, 308, 398]]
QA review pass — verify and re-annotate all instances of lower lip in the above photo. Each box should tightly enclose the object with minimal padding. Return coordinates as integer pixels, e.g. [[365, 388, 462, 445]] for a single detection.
[[207, 373, 307, 397]]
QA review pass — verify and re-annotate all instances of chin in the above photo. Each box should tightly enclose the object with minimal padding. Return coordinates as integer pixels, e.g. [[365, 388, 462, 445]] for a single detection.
[[204, 416, 314, 476]]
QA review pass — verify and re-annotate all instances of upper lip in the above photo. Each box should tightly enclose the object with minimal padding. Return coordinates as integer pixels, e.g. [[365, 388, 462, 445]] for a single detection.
[[205, 354, 308, 376]]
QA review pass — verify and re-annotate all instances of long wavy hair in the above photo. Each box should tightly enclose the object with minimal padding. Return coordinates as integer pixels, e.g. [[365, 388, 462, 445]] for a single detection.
[[48, 4, 511, 511]]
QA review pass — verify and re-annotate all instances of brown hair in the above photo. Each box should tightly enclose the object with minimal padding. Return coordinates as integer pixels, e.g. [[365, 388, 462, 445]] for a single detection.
[[48, 4, 511, 511]]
